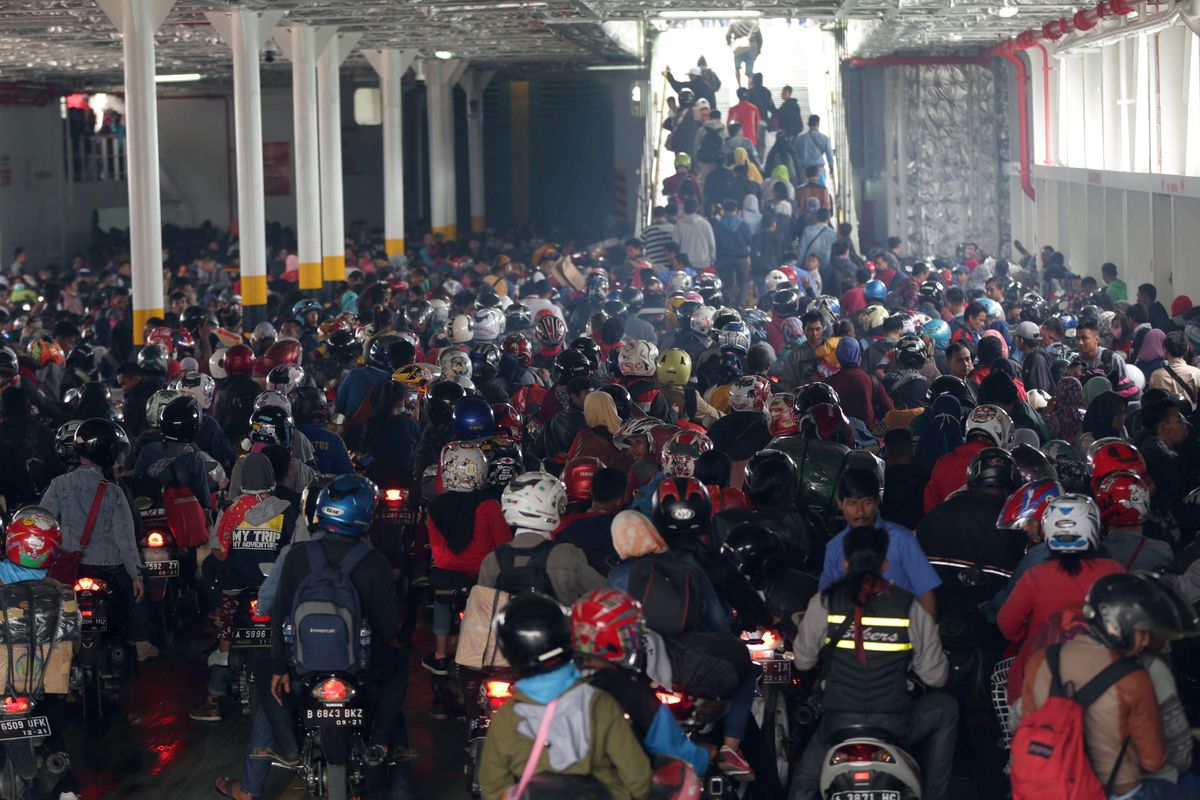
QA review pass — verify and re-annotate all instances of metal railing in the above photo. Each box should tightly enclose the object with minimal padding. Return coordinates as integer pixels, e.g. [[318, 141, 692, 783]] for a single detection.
[[65, 133, 126, 183]]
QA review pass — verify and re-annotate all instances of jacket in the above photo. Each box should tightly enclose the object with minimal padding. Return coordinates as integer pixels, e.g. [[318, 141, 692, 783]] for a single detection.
[[215, 494, 302, 590], [213, 374, 261, 446], [476, 531, 605, 605], [553, 512, 619, 574], [478, 665, 652, 800], [673, 214, 716, 269], [565, 428, 633, 474], [915, 490, 1026, 570], [542, 407, 588, 461], [827, 366, 893, 429], [1150, 358, 1200, 407], [797, 222, 836, 269], [1020, 348, 1056, 395], [923, 439, 990, 512], [714, 215, 752, 259], [427, 492, 511, 575], [40, 463, 142, 581], [775, 97, 802, 135], [794, 128, 835, 171], [133, 440, 213, 512]]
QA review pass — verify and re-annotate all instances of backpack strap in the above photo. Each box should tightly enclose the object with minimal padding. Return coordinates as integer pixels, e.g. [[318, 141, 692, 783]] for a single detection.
[[1071, 656, 1141, 708], [336, 541, 374, 578], [305, 539, 329, 573]]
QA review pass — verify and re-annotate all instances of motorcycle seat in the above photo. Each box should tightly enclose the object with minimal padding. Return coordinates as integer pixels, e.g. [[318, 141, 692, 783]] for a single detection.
[[827, 725, 902, 745]]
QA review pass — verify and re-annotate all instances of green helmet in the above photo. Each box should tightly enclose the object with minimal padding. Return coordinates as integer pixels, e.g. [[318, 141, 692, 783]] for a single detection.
[[674, 153, 692, 170]]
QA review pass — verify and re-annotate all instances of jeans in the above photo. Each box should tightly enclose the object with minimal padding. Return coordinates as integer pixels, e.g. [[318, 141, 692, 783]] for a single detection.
[[1132, 779, 1200, 799], [789, 691, 959, 800], [717, 256, 751, 308], [238, 705, 277, 796], [432, 600, 453, 637], [725, 664, 757, 742]]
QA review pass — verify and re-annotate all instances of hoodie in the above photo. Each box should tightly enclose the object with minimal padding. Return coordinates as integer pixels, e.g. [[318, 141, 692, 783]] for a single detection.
[[215, 492, 303, 590], [714, 214, 752, 259]]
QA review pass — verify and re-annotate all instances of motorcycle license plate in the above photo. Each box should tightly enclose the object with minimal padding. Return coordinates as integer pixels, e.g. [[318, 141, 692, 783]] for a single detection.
[[82, 616, 107, 632], [144, 559, 180, 578], [832, 792, 900, 800], [304, 706, 365, 727], [381, 509, 416, 526], [232, 627, 270, 648], [0, 716, 51, 742], [760, 658, 791, 685]]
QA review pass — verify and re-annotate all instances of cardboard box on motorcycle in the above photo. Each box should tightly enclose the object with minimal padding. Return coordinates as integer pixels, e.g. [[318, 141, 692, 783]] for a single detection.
[[0, 641, 75, 695], [0, 581, 82, 695]]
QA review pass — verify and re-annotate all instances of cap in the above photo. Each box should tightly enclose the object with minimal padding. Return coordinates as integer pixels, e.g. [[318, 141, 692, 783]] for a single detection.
[[695, 98, 711, 110], [688, 66, 703, 77], [1013, 321, 1041, 341]]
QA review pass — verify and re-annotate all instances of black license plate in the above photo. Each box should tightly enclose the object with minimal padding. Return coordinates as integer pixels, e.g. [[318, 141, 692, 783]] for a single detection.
[[0, 716, 51, 742], [232, 627, 270, 648], [304, 706, 365, 727], [144, 559, 180, 578], [82, 616, 107, 632], [760, 658, 791, 685], [832, 792, 900, 800], [468, 716, 491, 738]]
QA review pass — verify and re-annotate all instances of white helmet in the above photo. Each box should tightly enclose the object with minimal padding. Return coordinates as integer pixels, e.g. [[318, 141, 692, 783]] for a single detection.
[[438, 348, 473, 379], [965, 404, 1014, 449], [428, 299, 450, 332], [168, 371, 216, 410], [448, 313, 474, 344], [667, 271, 692, 292], [253, 390, 292, 415], [473, 307, 504, 342], [440, 440, 488, 492], [356, 323, 377, 343], [861, 305, 889, 332], [1041, 494, 1101, 552], [764, 269, 790, 293], [618, 340, 659, 377], [501, 470, 568, 533], [146, 389, 186, 429], [266, 364, 306, 395], [718, 323, 751, 355], [251, 322, 277, 347], [691, 306, 718, 336], [1027, 388, 1051, 411], [613, 417, 659, 450], [730, 375, 771, 412], [1124, 363, 1145, 392], [208, 348, 229, 380]]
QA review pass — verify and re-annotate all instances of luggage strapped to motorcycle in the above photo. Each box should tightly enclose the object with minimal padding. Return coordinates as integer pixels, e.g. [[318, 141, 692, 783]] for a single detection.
[[0, 582, 60, 700]]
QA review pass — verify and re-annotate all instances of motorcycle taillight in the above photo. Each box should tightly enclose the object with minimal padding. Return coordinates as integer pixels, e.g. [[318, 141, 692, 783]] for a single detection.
[[830, 743, 895, 765], [2, 697, 30, 714], [312, 678, 355, 704], [146, 530, 167, 548], [73, 577, 106, 593], [248, 599, 270, 624], [655, 691, 683, 706], [384, 488, 406, 507], [483, 680, 512, 709]]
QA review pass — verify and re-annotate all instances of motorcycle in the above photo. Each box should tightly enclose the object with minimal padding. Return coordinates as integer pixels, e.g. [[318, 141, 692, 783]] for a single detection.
[[743, 628, 798, 788], [656, 688, 733, 798], [134, 497, 183, 649], [292, 673, 378, 800], [464, 670, 514, 798], [227, 591, 272, 716], [70, 576, 134, 717], [0, 694, 69, 800], [818, 725, 924, 800]]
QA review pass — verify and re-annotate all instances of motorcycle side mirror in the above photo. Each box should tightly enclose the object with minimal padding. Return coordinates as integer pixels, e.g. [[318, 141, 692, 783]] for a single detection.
[[958, 565, 987, 588]]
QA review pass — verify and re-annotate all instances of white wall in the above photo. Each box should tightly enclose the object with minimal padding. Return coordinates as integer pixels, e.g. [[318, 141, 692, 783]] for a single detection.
[[0, 104, 69, 265]]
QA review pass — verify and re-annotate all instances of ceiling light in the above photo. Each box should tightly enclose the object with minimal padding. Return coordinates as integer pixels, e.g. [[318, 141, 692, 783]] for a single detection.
[[434, 50, 453, 60], [155, 73, 202, 83], [947, 32, 964, 40], [582, 64, 644, 71], [658, 9, 762, 19], [995, 3, 1019, 17]]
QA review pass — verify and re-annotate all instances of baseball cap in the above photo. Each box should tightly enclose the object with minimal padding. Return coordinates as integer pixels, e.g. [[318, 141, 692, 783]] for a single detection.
[[1013, 321, 1041, 341], [695, 98, 711, 110], [688, 67, 703, 77]]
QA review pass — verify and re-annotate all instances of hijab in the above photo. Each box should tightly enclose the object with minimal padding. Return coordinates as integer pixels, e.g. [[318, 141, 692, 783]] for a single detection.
[[1083, 376, 1113, 406], [1046, 376, 1085, 442], [611, 510, 668, 560], [770, 164, 790, 184], [1082, 391, 1127, 440], [583, 390, 622, 435], [733, 148, 763, 183], [914, 395, 964, 466], [1137, 328, 1167, 363], [742, 194, 762, 235]]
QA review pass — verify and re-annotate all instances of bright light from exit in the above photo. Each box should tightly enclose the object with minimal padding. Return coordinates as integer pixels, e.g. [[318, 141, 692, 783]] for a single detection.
[[155, 73, 203, 83], [659, 9, 762, 18], [434, 50, 453, 60], [631, 85, 642, 103]]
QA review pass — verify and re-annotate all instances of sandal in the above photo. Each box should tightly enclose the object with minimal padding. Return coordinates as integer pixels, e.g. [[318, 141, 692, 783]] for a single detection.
[[214, 778, 254, 800]]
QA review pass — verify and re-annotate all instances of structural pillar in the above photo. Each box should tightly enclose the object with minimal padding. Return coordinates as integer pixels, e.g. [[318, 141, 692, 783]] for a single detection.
[[423, 58, 466, 241], [317, 30, 362, 297], [206, 8, 283, 328], [277, 25, 333, 295], [458, 69, 495, 234], [96, 0, 176, 344], [365, 49, 418, 261]]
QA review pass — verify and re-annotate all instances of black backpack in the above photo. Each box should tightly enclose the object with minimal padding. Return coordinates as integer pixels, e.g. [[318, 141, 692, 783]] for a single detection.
[[493, 539, 556, 596], [626, 552, 704, 636], [697, 128, 724, 164]]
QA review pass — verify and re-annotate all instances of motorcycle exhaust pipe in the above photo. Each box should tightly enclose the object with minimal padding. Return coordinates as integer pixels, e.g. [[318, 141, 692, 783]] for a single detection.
[[44, 752, 70, 775], [364, 745, 387, 767]]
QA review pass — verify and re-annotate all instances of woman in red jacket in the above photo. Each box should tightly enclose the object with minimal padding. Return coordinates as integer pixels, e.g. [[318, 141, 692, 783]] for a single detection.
[[565, 391, 631, 472]]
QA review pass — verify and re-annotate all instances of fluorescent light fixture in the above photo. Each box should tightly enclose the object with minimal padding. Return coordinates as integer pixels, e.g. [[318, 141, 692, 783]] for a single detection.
[[434, 50, 453, 60], [156, 73, 202, 83], [995, 3, 1019, 17], [583, 64, 644, 71], [659, 9, 762, 19]]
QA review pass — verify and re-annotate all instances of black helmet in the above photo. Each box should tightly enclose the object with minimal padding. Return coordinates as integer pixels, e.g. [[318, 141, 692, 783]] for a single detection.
[[477, 292, 503, 310], [552, 348, 591, 384], [795, 382, 840, 416], [1012, 443, 1057, 482], [495, 592, 573, 676], [427, 380, 467, 426], [160, 395, 200, 443], [325, 329, 361, 362], [698, 286, 725, 308], [918, 280, 945, 307], [181, 305, 216, 333], [569, 337, 602, 372], [404, 301, 433, 333], [1078, 305, 1102, 326], [966, 447, 1021, 493], [289, 385, 329, 424], [0, 347, 17, 373], [470, 343, 502, 381], [505, 303, 532, 331], [1084, 573, 1200, 652], [1019, 297, 1048, 325], [75, 417, 131, 469], [248, 405, 293, 447], [652, 477, 712, 538], [137, 343, 170, 375], [620, 287, 644, 311], [366, 334, 400, 370], [602, 299, 628, 320], [744, 449, 798, 506], [1004, 282, 1027, 306], [894, 335, 927, 369], [598, 383, 633, 419], [76, 381, 112, 409], [926, 374, 975, 407], [772, 288, 801, 317], [55, 420, 84, 466], [721, 523, 782, 583]]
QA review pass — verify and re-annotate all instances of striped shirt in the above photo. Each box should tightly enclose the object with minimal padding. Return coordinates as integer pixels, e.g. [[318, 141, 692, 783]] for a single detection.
[[641, 222, 675, 269]]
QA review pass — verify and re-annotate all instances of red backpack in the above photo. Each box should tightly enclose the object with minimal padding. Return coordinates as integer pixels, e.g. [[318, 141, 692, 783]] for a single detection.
[[1010, 644, 1140, 800]]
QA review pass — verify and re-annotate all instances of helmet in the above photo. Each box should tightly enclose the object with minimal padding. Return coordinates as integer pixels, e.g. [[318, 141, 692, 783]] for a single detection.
[[656, 348, 692, 387], [492, 403, 524, 444], [260, 340, 303, 376], [614, 417, 658, 451], [428, 299, 451, 332], [864, 280, 887, 302], [439, 348, 473, 380], [5, 506, 61, 569], [923, 318, 951, 351], [667, 271, 692, 292], [570, 588, 645, 669], [496, 592, 573, 676], [473, 307, 504, 342], [801, 402, 855, 446], [691, 305, 718, 335], [145, 326, 176, 354], [251, 322, 277, 347], [1096, 471, 1151, 528], [501, 471, 568, 532], [586, 271, 610, 299], [1089, 440, 1149, 490], [253, 390, 292, 415], [481, 436, 523, 488], [137, 343, 170, 375], [1045, 439, 1077, 461], [718, 322, 751, 355], [563, 457, 603, 503], [249, 406, 293, 447], [223, 344, 256, 376], [146, 389, 186, 430], [661, 430, 713, 478], [569, 338, 602, 372], [159, 395, 201, 443], [54, 420, 83, 466], [860, 305, 889, 333], [505, 304, 532, 332], [745, 450, 798, 506], [979, 297, 1003, 319], [618, 340, 658, 378], [363, 334, 398, 370], [1012, 443, 1058, 482], [478, 292, 503, 310], [404, 301, 433, 333], [392, 364, 433, 399], [554, 348, 591, 383], [894, 334, 928, 368], [712, 307, 742, 332], [620, 287, 644, 311], [289, 386, 329, 424], [428, 380, 467, 426], [918, 280, 945, 307], [997, 478, 1064, 530], [1042, 494, 1101, 552], [603, 299, 629, 319], [266, 364, 306, 395], [448, 314, 474, 345], [721, 523, 782, 583], [315, 475, 380, 536], [1027, 388, 1051, 411], [75, 417, 130, 469], [795, 382, 840, 416], [653, 477, 711, 537], [926, 374, 974, 407], [716, 351, 745, 385], [767, 393, 800, 436], [169, 371, 216, 410], [470, 344, 502, 381], [772, 288, 801, 317], [502, 332, 533, 366], [440, 441, 489, 492], [812, 295, 841, 316], [325, 329, 361, 362], [966, 447, 1021, 493], [25, 338, 63, 368], [533, 311, 566, 347], [1084, 573, 1200, 652], [1020, 297, 1048, 324], [965, 404, 1014, 448], [730, 375, 770, 412], [764, 269, 790, 293], [180, 305, 217, 334], [453, 395, 497, 440], [172, 328, 196, 356]]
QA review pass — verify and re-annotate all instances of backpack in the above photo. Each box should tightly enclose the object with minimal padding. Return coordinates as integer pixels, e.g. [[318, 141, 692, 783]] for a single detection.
[[626, 552, 704, 636], [1010, 644, 1140, 800], [493, 539, 556, 596], [288, 540, 372, 675], [697, 127, 724, 164]]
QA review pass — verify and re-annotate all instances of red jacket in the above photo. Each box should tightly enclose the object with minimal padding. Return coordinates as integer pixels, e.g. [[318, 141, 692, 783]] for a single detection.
[[427, 497, 511, 574], [841, 287, 866, 316], [827, 366, 893, 428], [727, 101, 762, 145], [765, 315, 789, 355], [922, 439, 989, 512]]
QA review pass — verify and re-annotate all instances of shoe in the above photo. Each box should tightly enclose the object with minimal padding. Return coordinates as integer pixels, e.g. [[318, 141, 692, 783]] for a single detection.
[[421, 654, 449, 676], [135, 641, 160, 662], [429, 700, 449, 720], [207, 649, 230, 667], [189, 700, 222, 723], [717, 746, 755, 782]]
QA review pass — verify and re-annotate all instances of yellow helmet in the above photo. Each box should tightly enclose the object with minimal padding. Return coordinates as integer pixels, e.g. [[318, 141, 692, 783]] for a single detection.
[[392, 364, 433, 398], [656, 348, 692, 386]]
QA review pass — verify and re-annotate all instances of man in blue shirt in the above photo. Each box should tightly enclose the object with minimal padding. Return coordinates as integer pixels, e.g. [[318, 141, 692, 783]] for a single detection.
[[794, 114, 835, 184], [818, 467, 941, 618]]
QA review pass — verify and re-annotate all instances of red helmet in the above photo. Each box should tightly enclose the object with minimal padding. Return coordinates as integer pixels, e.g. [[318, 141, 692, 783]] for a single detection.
[[709, 485, 749, 515], [661, 430, 713, 478], [173, 328, 197, 354], [570, 588, 646, 669], [223, 344, 256, 376], [767, 392, 799, 437], [1089, 440, 1149, 492], [653, 477, 712, 537], [146, 326, 176, 354], [533, 309, 566, 347], [257, 339, 303, 377], [563, 456, 603, 503], [492, 403, 524, 444], [5, 506, 62, 569], [1095, 471, 1151, 528], [502, 333, 533, 366], [801, 402, 855, 447]]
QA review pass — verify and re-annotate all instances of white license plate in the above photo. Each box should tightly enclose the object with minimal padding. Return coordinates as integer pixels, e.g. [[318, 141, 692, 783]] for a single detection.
[[231, 627, 270, 647], [83, 616, 107, 632], [304, 706, 365, 727], [144, 559, 180, 578], [832, 792, 900, 800], [0, 716, 51, 741], [760, 658, 791, 685]]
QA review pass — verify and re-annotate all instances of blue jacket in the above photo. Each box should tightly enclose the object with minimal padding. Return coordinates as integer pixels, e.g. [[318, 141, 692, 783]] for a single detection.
[[298, 423, 354, 475], [714, 215, 752, 259], [335, 366, 390, 416]]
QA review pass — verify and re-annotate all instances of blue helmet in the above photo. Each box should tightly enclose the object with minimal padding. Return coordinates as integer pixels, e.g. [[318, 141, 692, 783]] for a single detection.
[[453, 395, 496, 440], [923, 318, 951, 351], [293, 298, 322, 325], [316, 475, 380, 536], [979, 297, 1003, 319], [864, 280, 887, 301]]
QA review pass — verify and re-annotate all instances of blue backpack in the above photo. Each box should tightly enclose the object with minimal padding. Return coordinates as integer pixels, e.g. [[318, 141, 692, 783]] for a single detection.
[[289, 540, 372, 674]]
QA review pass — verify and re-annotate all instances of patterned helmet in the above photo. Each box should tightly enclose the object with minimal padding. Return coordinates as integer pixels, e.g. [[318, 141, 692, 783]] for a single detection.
[[1095, 471, 1151, 528], [502, 332, 533, 366], [563, 457, 604, 503], [168, 371, 217, 410], [438, 348, 473, 379], [392, 364, 434, 399], [533, 310, 567, 347], [1042, 494, 1101, 552], [767, 393, 800, 436], [613, 417, 658, 451], [266, 364, 306, 395], [618, 340, 658, 378], [501, 471, 568, 533], [5, 506, 62, 569], [440, 440, 489, 492], [997, 479, 1064, 530], [964, 404, 1014, 448], [570, 588, 646, 669], [730, 375, 771, 412], [718, 322, 751, 355], [661, 430, 713, 478]]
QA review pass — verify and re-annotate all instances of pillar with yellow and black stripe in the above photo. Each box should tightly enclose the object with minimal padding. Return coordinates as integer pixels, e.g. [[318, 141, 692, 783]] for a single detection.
[[317, 30, 362, 301]]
